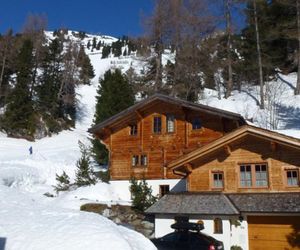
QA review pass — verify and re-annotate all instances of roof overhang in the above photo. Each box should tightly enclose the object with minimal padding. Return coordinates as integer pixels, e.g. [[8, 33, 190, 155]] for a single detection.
[[168, 125, 300, 173], [88, 94, 246, 137]]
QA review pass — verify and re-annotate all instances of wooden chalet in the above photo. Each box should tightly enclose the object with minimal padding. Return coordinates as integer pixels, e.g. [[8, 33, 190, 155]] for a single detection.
[[147, 125, 300, 250], [88, 94, 246, 181]]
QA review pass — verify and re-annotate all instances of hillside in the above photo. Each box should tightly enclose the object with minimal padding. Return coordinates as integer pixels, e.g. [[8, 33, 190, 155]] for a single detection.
[[0, 30, 299, 250]]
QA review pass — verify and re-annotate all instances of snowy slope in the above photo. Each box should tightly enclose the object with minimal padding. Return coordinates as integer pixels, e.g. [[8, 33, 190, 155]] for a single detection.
[[0, 32, 156, 250]]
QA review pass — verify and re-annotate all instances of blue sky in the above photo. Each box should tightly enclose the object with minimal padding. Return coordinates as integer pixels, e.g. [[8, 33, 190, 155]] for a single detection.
[[0, 0, 153, 37]]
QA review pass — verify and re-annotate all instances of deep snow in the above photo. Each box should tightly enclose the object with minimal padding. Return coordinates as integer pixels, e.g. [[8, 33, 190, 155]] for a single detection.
[[0, 31, 300, 250], [0, 32, 155, 250]]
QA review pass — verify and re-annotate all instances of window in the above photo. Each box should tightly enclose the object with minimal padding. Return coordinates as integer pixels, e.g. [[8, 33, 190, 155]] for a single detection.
[[131, 154, 147, 167], [240, 165, 252, 187], [212, 172, 224, 189], [239, 163, 268, 188], [153, 116, 162, 134], [166, 114, 175, 133], [129, 124, 138, 136], [132, 155, 139, 167], [286, 170, 299, 187], [255, 164, 268, 187], [192, 117, 202, 130], [141, 155, 148, 166], [214, 218, 223, 234], [159, 185, 170, 197]]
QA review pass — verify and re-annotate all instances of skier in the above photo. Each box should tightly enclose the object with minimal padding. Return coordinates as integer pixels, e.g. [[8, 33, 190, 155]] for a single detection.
[[29, 146, 33, 155]]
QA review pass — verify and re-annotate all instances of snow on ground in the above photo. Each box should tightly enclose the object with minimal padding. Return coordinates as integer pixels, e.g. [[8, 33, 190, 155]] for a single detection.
[[0, 32, 156, 250]]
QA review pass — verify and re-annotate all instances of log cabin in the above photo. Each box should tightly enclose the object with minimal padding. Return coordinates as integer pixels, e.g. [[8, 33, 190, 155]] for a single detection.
[[88, 94, 246, 200], [147, 125, 300, 250]]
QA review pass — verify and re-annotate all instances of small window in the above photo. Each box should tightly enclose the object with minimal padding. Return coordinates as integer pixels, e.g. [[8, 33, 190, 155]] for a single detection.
[[286, 170, 299, 187], [159, 185, 170, 197], [213, 172, 224, 189], [240, 165, 252, 187], [132, 155, 139, 167], [141, 155, 148, 166], [214, 218, 223, 234], [192, 117, 202, 130], [166, 114, 175, 133], [255, 164, 268, 187], [153, 116, 162, 134], [129, 124, 138, 136]]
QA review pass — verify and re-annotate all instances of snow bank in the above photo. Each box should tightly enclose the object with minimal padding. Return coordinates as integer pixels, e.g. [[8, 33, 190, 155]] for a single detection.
[[0, 185, 155, 250]]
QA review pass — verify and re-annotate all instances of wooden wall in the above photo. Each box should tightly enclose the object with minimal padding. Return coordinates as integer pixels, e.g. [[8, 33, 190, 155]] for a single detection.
[[188, 135, 300, 192], [102, 103, 240, 180]]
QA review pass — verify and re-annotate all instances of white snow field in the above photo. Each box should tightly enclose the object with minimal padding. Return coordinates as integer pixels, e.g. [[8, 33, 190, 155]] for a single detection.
[[0, 31, 300, 250], [0, 32, 156, 250]]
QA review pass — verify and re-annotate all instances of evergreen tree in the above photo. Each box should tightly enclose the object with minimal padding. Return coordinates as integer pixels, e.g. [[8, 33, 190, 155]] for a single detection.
[[87, 41, 91, 50], [92, 37, 97, 50], [77, 45, 95, 85], [75, 141, 96, 187], [130, 178, 157, 212], [92, 69, 135, 165], [101, 45, 111, 58], [38, 38, 63, 119], [1, 39, 36, 136], [53, 171, 70, 193]]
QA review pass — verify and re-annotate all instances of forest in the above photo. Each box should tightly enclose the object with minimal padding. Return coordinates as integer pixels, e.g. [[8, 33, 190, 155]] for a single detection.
[[0, 0, 300, 140]]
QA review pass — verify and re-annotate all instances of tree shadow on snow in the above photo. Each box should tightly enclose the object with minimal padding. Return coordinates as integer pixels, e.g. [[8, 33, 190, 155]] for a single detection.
[[277, 104, 300, 130], [240, 89, 260, 106], [0, 237, 6, 250]]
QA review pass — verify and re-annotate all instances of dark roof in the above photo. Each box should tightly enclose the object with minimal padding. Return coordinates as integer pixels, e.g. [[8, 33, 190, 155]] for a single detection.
[[146, 192, 300, 215], [227, 192, 300, 214], [88, 94, 246, 134], [146, 192, 239, 215]]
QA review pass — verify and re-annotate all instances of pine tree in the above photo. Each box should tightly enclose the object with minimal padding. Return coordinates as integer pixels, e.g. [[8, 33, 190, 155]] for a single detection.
[[130, 178, 157, 212], [92, 69, 135, 165], [75, 141, 96, 187], [1, 39, 36, 137], [77, 45, 95, 85], [53, 171, 70, 192]]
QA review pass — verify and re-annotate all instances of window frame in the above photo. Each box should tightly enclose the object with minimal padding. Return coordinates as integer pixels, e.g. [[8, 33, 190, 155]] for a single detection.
[[192, 117, 202, 130], [140, 154, 148, 167], [213, 218, 223, 234], [166, 114, 175, 133], [238, 163, 269, 189], [153, 116, 162, 134], [131, 155, 139, 167], [211, 171, 224, 189], [285, 169, 299, 187], [129, 123, 138, 136], [159, 185, 170, 197]]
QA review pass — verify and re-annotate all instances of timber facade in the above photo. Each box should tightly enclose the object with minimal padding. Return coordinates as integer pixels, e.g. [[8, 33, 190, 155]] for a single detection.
[[89, 94, 246, 180]]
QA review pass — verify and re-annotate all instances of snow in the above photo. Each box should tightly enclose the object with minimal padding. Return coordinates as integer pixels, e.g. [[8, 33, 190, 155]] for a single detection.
[[0, 32, 156, 250], [1, 30, 300, 250]]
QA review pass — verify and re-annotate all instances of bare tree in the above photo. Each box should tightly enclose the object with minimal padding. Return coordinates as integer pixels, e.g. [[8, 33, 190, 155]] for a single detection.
[[296, 0, 300, 94], [253, 0, 265, 109], [224, 0, 233, 99]]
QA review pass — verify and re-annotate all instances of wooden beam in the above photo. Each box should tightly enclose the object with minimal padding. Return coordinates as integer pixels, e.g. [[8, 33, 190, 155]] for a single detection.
[[224, 145, 231, 155], [270, 141, 277, 152], [184, 163, 193, 173], [135, 109, 143, 120]]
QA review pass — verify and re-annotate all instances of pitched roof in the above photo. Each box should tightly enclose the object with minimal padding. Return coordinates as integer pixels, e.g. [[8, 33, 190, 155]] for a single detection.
[[88, 94, 246, 135], [146, 192, 300, 215], [146, 192, 239, 215], [227, 192, 300, 214], [168, 125, 300, 171]]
